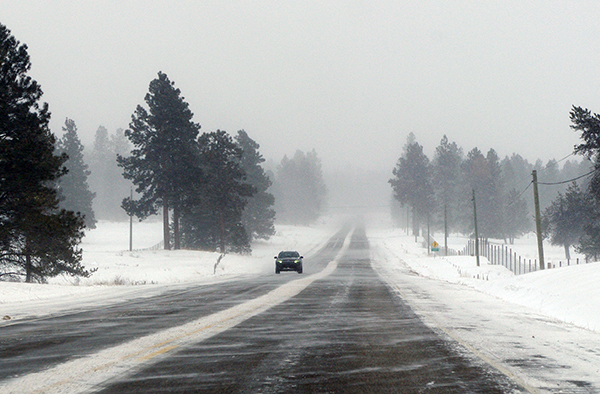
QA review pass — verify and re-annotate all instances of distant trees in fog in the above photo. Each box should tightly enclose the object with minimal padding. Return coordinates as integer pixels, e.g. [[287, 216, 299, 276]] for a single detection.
[[389, 133, 434, 236], [389, 131, 592, 247], [271, 149, 327, 225], [55, 118, 96, 229], [87, 126, 133, 222]]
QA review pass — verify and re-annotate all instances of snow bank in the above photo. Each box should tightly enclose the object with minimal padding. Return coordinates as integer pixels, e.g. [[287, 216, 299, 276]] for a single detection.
[[370, 226, 600, 334]]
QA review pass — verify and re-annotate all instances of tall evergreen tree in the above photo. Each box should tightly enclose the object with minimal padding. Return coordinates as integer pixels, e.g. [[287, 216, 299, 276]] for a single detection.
[[389, 135, 434, 236], [235, 130, 275, 242], [118, 72, 200, 250], [181, 131, 254, 253], [544, 182, 589, 259], [569, 105, 600, 259], [503, 188, 530, 244], [481, 149, 504, 239], [501, 154, 534, 217], [55, 118, 96, 229], [537, 159, 561, 211], [88, 126, 112, 219], [431, 135, 463, 232], [461, 148, 488, 235], [0, 23, 92, 282]]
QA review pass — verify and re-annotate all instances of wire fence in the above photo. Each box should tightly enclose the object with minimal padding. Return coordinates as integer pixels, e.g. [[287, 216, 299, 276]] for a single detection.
[[426, 235, 591, 276], [133, 240, 164, 251], [462, 239, 592, 275]]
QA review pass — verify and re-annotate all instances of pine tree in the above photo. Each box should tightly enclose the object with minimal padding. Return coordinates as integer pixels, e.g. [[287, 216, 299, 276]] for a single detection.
[[569, 105, 600, 260], [501, 154, 534, 217], [504, 188, 530, 244], [538, 159, 561, 211], [56, 118, 96, 229], [389, 135, 434, 236], [235, 130, 275, 242], [481, 149, 504, 239], [118, 72, 200, 249], [107, 128, 133, 221], [0, 23, 92, 282], [88, 126, 112, 219], [461, 148, 484, 234], [544, 182, 590, 259], [181, 130, 255, 253], [432, 135, 463, 232]]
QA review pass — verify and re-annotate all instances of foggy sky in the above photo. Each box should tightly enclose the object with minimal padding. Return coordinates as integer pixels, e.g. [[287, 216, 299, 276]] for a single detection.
[[2, 1, 598, 172]]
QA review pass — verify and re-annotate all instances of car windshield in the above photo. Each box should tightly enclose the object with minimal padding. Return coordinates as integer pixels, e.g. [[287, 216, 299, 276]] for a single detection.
[[278, 251, 299, 258]]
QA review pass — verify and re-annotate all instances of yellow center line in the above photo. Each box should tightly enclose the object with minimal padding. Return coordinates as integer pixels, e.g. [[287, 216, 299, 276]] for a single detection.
[[138, 345, 180, 362]]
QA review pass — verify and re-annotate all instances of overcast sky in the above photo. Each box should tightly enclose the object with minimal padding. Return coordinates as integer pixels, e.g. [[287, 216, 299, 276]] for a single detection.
[[2, 1, 599, 172]]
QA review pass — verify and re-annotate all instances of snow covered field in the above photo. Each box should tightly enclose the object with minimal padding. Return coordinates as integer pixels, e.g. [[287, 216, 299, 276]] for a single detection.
[[369, 225, 600, 334], [0, 218, 339, 321], [1, 214, 599, 338]]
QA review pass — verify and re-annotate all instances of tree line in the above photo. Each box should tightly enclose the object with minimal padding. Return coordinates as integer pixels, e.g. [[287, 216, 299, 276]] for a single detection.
[[0, 23, 327, 282], [389, 131, 592, 251]]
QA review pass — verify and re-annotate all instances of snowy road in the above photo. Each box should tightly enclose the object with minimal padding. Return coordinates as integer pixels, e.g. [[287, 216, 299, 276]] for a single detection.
[[92, 226, 520, 393], [1, 222, 599, 393], [0, 227, 349, 393], [371, 231, 600, 393]]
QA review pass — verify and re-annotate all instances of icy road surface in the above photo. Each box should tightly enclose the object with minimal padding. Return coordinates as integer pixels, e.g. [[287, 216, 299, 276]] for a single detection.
[[1, 223, 599, 393]]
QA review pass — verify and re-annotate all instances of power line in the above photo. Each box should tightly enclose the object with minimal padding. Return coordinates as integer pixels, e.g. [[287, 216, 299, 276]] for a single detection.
[[537, 169, 596, 186], [505, 181, 533, 207], [555, 152, 575, 164], [536, 152, 575, 175]]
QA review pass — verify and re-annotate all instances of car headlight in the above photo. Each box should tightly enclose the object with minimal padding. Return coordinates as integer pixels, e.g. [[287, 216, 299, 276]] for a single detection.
[[277, 260, 282, 263], [295, 260, 300, 263]]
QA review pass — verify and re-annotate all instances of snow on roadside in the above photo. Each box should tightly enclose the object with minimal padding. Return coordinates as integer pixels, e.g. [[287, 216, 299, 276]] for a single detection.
[[5, 215, 600, 336], [370, 226, 600, 334], [0, 218, 339, 321]]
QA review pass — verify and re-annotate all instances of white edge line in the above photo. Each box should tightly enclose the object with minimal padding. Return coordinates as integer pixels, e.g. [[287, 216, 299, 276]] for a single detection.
[[369, 243, 540, 394]]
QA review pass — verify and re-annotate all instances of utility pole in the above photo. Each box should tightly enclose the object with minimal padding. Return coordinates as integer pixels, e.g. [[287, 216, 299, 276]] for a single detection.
[[532, 170, 545, 270], [472, 189, 480, 267]]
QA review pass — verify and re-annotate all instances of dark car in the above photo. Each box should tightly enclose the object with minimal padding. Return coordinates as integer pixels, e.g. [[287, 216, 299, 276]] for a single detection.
[[275, 251, 303, 274]]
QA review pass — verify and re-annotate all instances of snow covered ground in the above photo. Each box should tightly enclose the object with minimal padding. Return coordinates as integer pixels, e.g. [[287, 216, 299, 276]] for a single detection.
[[2, 214, 600, 391], [369, 225, 600, 334], [0, 217, 339, 321], [0, 214, 599, 336]]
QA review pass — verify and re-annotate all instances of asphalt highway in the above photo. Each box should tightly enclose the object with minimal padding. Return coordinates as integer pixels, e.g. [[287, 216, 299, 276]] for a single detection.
[[0, 225, 526, 393]]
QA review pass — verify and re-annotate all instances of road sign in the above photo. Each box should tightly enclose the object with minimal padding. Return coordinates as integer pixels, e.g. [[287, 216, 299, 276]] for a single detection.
[[431, 241, 439, 252]]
